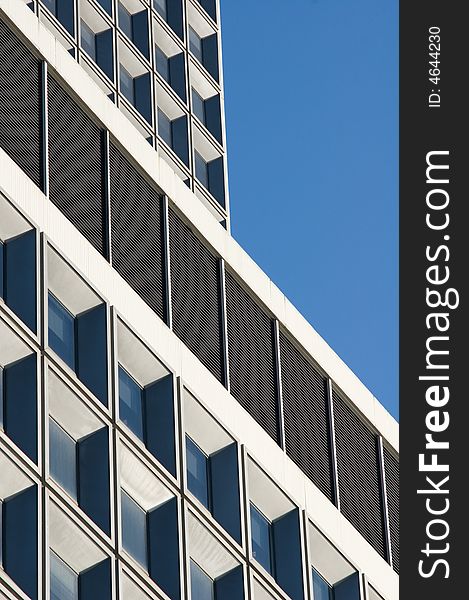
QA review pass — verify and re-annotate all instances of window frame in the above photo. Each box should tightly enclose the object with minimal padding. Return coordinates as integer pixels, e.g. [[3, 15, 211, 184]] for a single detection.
[[48, 291, 76, 370], [185, 435, 210, 510], [190, 558, 215, 600], [250, 502, 275, 577], [121, 488, 148, 570]]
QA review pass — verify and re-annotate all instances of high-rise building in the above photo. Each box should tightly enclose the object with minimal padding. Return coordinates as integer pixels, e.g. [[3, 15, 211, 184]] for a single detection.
[[0, 2, 399, 600]]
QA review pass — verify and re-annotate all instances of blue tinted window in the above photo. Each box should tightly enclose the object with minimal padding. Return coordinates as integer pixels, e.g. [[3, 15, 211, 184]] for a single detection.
[[49, 418, 77, 500], [48, 293, 75, 369], [250, 504, 273, 575], [121, 490, 147, 568], [192, 89, 205, 125], [195, 152, 208, 188], [43, 0, 57, 14], [81, 20, 96, 61], [312, 569, 333, 600], [186, 436, 209, 508], [154, 0, 167, 20], [158, 109, 172, 147], [50, 551, 78, 600], [155, 46, 170, 82], [0, 240, 3, 298], [120, 65, 134, 104], [190, 560, 214, 600], [189, 27, 202, 62], [118, 2, 133, 38], [119, 366, 144, 440]]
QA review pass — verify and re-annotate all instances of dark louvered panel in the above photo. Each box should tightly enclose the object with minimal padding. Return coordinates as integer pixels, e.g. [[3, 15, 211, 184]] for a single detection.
[[225, 270, 279, 443], [0, 18, 42, 188], [109, 142, 166, 321], [384, 445, 399, 573], [48, 75, 106, 256], [333, 390, 386, 558], [280, 332, 333, 502], [169, 210, 224, 383]]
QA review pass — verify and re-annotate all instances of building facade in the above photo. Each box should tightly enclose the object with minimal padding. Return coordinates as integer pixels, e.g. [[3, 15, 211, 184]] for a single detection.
[[0, 2, 399, 600]]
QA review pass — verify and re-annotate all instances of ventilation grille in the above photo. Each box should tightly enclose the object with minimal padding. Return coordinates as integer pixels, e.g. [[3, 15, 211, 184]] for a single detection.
[[109, 142, 166, 321], [280, 332, 334, 501], [48, 75, 105, 256], [225, 270, 279, 443], [0, 19, 42, 188], [384, 445, 399, 573], [169, 209, 224, 383], [333, 390, 386, 558]]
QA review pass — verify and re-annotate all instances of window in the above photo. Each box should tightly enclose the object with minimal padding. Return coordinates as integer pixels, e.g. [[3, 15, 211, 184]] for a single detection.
[[80, 20, 96, 61], [121, 490, 148, 569], [250, 503, 274, 575], [43, 0, 57, 13], [312, 569, 333, 600], [194, 151, 208, 188], [118, 2, 133, 39], [48, 293, 75, 369], [154, 0, 167, 19], [49, 418, 77, 500], [118, 366, 144, 440], [189, 27, 203, 62], [190, 560, 214, 600], [192, 89, 205, 125], [186, 436, 209, 508], [120, 65, 134, 104], [158, 109, 172, 147], [50, 551, 79, 600], [155, 46, 170, 83]]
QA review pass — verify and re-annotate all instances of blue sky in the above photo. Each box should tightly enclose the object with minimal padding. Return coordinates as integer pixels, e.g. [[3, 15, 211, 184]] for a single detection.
[[220, 0, 399, 420]]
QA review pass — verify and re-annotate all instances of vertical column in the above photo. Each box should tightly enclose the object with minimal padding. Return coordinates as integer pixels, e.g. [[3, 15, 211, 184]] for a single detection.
[[103, 130, 112, 263], [162, 195, 173, 328], [377, 435, 393, 567], [41, 61, 49, 198], [218, 258, 230, 391], [273, 319, 286, 450], [326, 378, 340, 510]]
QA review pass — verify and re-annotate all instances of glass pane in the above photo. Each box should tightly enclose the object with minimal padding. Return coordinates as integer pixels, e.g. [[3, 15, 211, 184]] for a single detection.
[[121, 490, 147, 569], [119, 366, 144, 440], [192, 89, 205, 125], [312, 569, 333, 600], [158, 109, 172, 147], [186, 436, 209, 508], [81, 20, 96, 61], [190, 560, 214, 600], [118, 2, 133, 39], [50, 551, 78, 600], [43, 0, 57, 14], [189, 27, 203, 62], [195, 152, 208, 188], [120, 65, 134, 104], [154, 0, 167, 20], [250, 504, 273, 575], [49, 418, 77, 500], [155, 46, 170, 83], [48, 293, 75, 370]]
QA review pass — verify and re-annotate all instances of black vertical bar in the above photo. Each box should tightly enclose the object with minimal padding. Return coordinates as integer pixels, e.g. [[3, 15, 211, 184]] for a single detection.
[[401, 2, 466, 596]]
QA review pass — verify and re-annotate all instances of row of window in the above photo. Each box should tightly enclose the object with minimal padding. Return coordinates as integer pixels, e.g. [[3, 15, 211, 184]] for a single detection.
[[28, 0, 225, 201], [0, 78, 398, 573]]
